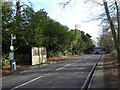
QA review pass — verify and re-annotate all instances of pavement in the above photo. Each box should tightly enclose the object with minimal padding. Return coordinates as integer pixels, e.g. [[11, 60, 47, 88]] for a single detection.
[[89, 55, 106, 88]]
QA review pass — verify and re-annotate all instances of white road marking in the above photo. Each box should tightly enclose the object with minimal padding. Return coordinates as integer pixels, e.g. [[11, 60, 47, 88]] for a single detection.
[[10, 59, 82, 89], [56, 67, 64, 71], [56, 59, 81, 71], [56, 64, 71, 71], [75, 60, 81, 63], [10, 76, 44, 90], [65, 64, 71, 66]]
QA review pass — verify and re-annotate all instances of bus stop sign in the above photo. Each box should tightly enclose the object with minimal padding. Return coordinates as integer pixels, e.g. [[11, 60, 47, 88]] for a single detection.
[[9, 52, 14, 60], [12, 35, 16, 40]]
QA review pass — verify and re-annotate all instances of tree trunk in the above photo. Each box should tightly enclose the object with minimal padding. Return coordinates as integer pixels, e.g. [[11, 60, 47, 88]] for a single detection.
[[103, 1, 120, 61], [115, 1, 120, 45], [116, 49, 120, 61], [16, 0, 21, 16]]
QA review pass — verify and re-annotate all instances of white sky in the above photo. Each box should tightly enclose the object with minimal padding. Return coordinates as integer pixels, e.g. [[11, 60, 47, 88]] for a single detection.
[[22, 0, 104, 40]]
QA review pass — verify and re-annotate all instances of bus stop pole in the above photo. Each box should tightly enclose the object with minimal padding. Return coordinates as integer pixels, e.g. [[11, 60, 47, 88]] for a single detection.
[[10, 34, 16, 70]]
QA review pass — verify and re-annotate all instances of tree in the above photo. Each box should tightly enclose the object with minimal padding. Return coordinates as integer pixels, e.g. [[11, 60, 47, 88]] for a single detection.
[[2, 0, 95, 64], [98, 26, 114, 52], [28, 9, 49, 47], [60, 0, 120, 61], [2, 2, 14, 53], [11, 0, 35, 50], [43, 19, 71, 57], [103, 1, 120, 61]]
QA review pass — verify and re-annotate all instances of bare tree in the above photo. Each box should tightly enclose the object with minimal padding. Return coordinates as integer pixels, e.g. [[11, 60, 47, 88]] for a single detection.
[[99, 26, 114, 52], [16, 0, 21, 16], [103, 1, 120, 61], [60, 0, 120, 61]]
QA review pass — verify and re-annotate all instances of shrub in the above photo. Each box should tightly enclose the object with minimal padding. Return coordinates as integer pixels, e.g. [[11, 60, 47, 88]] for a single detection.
[[2, 54, 10, 66], [111, 50, 117, 59], [15, 54, 31, 65], [63, 50, 72, 56]]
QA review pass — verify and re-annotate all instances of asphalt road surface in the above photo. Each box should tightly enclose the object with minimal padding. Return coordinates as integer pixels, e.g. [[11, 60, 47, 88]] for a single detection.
[[2, 54, 103, 89]]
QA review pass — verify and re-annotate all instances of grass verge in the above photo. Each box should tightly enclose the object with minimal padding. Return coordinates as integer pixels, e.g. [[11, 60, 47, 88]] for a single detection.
[[104, 53, 120, 88]]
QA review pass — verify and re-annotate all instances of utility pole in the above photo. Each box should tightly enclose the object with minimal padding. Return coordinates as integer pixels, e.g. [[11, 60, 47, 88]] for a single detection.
[[75, 24, 81, 36], [74, 24, 81, 54], [75, 25, 77, 36]]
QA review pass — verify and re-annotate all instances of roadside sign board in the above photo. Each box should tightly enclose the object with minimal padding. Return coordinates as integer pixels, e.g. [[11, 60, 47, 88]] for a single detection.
[[12, 35, 16, 40], [9, 52, 14, 60]]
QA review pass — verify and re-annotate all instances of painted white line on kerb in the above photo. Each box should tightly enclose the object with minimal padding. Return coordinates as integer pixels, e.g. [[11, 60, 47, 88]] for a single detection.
[[56, 64, 71, 71], [10, 76, 44, 90]]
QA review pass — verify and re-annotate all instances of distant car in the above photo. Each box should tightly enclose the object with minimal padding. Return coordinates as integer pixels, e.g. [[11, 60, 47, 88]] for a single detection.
[[93, 46, 101, 54], [104, 51, 111, 54], [94, 51, 101, 54]]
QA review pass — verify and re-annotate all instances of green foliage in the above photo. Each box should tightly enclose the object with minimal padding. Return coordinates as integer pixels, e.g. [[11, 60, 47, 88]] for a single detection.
[[2, 54, 10, 66], [2, 1, 94, 64], [2, 2, 14, 53], [15, 54, 31, 65]]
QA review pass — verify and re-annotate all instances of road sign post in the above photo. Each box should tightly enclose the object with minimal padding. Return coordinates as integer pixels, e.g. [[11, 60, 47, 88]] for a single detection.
[[9, 34, 16, 70]]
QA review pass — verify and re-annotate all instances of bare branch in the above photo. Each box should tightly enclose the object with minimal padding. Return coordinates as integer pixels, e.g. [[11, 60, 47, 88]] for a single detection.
[[115, 1, 120, 44], [91, 0, 103, 6], [59, 0, 72, 9]]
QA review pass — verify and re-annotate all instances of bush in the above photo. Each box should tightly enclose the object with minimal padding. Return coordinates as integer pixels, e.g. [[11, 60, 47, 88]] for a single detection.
[[56, 51, 63, 57], [15, 54, 31, 65], [47, 51, 55, 58], [111, 50, 117, 59], [2, 54, 10, 66], [63, 50, 72, 56]]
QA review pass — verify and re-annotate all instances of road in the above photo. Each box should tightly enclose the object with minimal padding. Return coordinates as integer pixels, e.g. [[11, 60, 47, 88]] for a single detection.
[[2, 54, 103, 89]]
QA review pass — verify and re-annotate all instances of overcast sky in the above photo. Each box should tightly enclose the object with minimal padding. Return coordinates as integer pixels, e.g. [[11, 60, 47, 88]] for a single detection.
[[22, 0, 103, 40]]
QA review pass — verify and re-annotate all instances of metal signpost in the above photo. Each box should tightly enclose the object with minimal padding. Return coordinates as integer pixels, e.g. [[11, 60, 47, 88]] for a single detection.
[[9, 34, 16, 70]]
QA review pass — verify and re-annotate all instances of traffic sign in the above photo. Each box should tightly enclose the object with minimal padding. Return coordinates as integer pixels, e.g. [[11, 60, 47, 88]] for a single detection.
[[12, 35, 16, 40]]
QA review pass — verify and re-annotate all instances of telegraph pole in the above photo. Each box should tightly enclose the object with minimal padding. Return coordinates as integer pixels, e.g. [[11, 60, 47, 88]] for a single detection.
[[75, 25, 77, 36], [75, 24, 81, 36]]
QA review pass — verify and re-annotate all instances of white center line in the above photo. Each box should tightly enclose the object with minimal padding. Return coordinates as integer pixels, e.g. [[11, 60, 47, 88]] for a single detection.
[[10, 60, 81, 90], [10, 59, 81, 89], [56, 64, 71, 71], [56, 59, 81, 71], [75, 60, 81, 63], [10, 76, 44, 90], [65, 64, 71, 66]]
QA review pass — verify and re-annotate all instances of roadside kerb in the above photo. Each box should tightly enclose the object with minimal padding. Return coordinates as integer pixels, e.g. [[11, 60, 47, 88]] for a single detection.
[[81, 54, 103, 90], [88, 55, 105, 88]]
